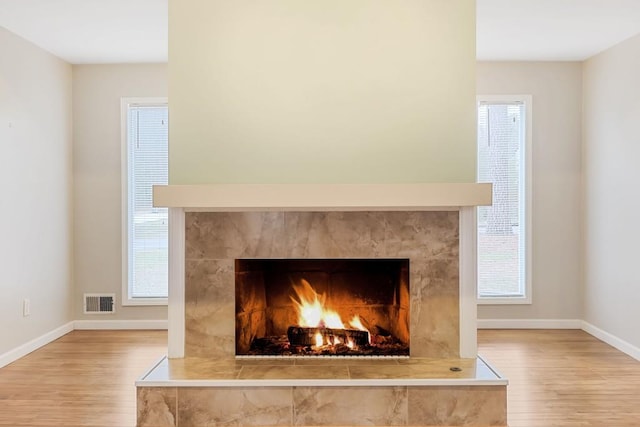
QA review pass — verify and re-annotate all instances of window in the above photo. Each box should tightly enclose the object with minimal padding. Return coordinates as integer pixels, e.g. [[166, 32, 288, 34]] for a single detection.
[[477, 95, 531, 304], [121, 98, 169, 305]]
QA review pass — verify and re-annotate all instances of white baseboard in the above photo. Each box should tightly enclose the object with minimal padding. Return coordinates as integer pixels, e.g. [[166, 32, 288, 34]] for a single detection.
[[581, 321, 640, 362], [478, 318, 640, 361], [478, 318, 582, 329], [0, 321, 75, 368], [0, 319, 167, 368], [74, 319, 168, 330]]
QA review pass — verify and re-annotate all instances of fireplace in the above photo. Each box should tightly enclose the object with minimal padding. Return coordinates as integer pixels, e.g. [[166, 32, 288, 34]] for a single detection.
[[138, 184, 508, 427], [235, 258, 410, 357]]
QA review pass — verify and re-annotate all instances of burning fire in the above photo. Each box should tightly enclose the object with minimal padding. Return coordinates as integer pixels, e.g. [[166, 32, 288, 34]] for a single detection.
[[314, 333, 323, 347], [290, 279, 370, 348]]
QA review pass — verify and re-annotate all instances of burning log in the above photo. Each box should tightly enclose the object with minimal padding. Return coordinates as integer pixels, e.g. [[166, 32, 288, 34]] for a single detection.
[[248, 333, 409, 356], [287, 326, 369, 347]]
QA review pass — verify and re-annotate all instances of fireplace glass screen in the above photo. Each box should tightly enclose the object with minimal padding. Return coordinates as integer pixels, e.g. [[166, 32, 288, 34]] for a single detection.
[[235, 258, 410, 357]]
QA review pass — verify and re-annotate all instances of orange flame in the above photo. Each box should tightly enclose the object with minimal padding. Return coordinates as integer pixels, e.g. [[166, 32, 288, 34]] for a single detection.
[[290, 279, 371, 347], [290, 279, 346, 329], [348, 315, 371, 344]]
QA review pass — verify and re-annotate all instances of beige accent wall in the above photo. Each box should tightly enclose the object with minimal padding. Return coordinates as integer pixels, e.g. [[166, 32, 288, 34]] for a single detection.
[[0, 28, 73, 354], [73, 64, 168, 320], [168, 0, 477, 185], [582, 34, 640, 349], [476, 62, 583, 321]]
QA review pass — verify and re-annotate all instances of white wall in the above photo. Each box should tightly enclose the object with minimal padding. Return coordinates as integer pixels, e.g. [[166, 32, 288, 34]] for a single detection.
[[73, 64, 168, 321], [169, 0, 477, 184], [476, 62, 583, 321], [0, 28, 73, 354], [582, 34, 640, 349]]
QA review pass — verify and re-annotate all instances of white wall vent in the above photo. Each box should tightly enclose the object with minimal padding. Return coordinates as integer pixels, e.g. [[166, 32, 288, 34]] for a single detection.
[[84, 294, 115, 314]]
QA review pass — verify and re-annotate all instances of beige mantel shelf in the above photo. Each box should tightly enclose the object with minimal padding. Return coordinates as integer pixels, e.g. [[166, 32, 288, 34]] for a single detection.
[[153, 183, 492, 211]]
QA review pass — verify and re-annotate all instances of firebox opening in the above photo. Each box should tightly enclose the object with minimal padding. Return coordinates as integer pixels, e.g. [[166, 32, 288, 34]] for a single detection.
[[235, 258, 410, 357]]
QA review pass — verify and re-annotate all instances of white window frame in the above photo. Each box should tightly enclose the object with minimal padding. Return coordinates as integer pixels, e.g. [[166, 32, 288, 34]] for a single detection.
[[476, 94, 532, 305], [121, 97, 169, 306]]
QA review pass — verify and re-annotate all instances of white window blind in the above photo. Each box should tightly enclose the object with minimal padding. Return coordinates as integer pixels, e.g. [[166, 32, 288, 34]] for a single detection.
[[477, 98, 530, 302], [125, 101, 168, 301]]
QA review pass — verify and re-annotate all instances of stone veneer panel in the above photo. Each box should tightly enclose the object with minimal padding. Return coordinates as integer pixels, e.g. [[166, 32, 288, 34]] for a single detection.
[[137, 387, 177, 427], [138, 384, 507, 427], [185, 259, 235, 358], [185, 211, 459, 358], [186, 212, 286, 259], [178, 387, 293, 426], [283, 211, 386, 258], [408, 386, 507, 426], [293, 386, 407, 426]]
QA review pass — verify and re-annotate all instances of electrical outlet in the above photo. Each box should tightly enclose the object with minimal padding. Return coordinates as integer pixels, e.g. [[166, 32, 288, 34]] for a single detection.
[[23, 299, 30, 317]]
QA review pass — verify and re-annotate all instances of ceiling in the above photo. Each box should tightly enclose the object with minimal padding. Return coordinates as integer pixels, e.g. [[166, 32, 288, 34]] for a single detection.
[[1, 0, 640, 64], [0, 0, 167, 63], [477, 0, 640, 61]]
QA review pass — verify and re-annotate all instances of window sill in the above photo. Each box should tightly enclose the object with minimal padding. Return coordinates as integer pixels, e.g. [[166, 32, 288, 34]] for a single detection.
[[122, 297, 168, 307], [477, 296, 532, 305]]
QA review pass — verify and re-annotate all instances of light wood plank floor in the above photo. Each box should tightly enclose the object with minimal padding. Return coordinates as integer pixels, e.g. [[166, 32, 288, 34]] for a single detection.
[[0, 330, 166, 427], [0, 329, 639, 426], [478, 329, 640, 426]]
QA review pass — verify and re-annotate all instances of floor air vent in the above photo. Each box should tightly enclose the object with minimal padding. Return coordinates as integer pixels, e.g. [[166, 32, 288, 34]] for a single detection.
[[84, 294, 115, 314]]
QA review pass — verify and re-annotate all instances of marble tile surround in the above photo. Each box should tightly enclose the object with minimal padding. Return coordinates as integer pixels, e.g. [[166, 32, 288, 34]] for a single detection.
[[184, 211, 460, 359]]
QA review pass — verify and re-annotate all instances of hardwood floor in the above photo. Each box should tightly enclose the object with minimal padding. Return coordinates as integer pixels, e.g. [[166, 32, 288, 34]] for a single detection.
[[0, 330, 166, 427], [0, 329, 638, 426], [478, 329, 640, 426]]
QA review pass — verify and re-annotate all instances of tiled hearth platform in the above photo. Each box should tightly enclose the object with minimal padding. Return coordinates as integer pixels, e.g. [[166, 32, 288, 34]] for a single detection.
[[136, 356, 507, 426]]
